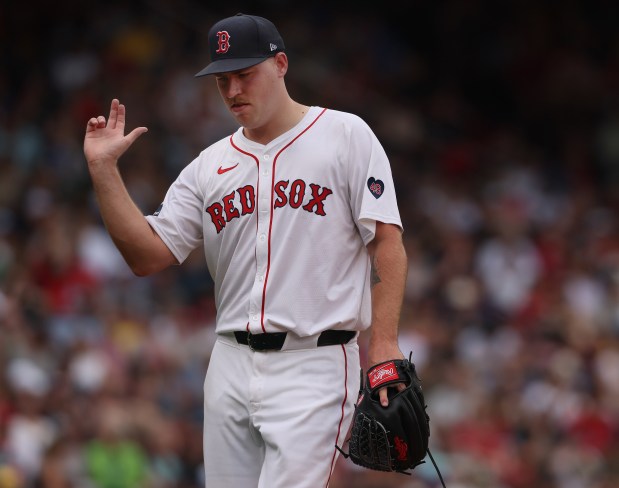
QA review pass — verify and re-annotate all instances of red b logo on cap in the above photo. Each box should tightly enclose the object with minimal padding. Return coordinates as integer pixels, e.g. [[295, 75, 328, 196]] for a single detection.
[[216, 31, 231, 54]]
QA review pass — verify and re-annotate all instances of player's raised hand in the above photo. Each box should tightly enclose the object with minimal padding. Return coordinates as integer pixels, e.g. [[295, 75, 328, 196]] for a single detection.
[[84, 99, 148, 166]]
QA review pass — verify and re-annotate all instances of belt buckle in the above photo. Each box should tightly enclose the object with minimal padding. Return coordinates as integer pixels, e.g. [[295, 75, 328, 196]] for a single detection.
[[247, 332, 276, 351], [246, 332, 257, 351], [246, 331, 286, 351]]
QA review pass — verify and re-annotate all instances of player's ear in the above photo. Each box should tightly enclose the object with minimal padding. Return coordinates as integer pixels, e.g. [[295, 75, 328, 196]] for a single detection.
[[273, 52, 288, 77]]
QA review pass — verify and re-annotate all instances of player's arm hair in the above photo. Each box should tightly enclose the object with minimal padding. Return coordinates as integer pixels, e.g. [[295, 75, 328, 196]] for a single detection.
[[89, 164, 177, 276], [365, 222, 407, 363]]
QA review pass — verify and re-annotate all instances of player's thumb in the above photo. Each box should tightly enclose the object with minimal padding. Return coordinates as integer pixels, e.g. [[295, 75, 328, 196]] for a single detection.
[[125, 127, 148, 145]]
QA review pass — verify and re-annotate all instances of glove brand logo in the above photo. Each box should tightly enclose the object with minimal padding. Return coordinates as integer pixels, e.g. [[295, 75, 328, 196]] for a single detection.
[[368, 361, 399, 389], [394, 436, 408, 461]]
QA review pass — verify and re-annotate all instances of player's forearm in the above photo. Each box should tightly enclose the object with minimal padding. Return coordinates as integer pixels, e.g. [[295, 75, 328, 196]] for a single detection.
[[89, 163, 172, 276], [367, 225, 407, 364]]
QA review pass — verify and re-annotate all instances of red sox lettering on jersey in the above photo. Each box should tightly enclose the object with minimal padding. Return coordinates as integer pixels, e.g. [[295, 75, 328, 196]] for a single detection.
[[205, 180, 333, 233]]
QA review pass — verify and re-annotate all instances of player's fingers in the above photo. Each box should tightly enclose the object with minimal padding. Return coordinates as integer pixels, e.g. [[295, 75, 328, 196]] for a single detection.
[[125, 126, 148, 145], [379, 387, 389, 407], [86, 116, 106, 131], [117, 102, 127, 130], [86, 117, 99, 132], [107, 99, 119, 129], [379, 384, 405, 407]]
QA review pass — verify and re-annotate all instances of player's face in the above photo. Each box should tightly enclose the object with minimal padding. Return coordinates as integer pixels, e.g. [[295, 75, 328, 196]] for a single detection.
[[214, 55, 286, 130]]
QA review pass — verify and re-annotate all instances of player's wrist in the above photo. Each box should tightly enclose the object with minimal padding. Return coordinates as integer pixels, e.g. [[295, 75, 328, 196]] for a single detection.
[[368, 330, 400, 350], [87, 156, 120, 174]]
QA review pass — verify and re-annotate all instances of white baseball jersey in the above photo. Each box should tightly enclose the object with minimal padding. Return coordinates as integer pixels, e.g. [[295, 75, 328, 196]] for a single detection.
[[145, 106, 402, 336]]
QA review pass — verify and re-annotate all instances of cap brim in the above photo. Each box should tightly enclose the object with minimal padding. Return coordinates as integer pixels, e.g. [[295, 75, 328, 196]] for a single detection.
[[195, 57, 268, 77]]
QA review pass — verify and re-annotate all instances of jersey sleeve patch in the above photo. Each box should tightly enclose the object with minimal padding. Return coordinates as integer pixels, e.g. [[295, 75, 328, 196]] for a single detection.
[[367, 177, 384, 199], [152, 203, 163, 216]]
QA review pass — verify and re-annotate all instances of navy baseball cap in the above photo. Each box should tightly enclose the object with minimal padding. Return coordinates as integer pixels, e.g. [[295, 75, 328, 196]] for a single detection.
[[195, 13, 285, 77]]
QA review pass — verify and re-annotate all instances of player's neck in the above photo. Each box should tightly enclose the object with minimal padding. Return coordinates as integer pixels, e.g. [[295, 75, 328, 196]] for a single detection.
[[244, 99, 309, 145]]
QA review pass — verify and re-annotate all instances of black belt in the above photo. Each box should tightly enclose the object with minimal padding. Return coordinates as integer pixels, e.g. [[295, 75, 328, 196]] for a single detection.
[[233, 330, 357, 351]]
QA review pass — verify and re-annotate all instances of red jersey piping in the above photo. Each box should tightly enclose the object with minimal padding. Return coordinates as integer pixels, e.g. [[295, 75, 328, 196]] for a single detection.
[[326, 344, 349, 487], [230, 134, 261, 332], [261, 108, 328, 331], [227, 108, 329, 333]]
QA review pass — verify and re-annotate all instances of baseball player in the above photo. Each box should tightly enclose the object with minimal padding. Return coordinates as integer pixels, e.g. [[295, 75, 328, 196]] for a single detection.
[[83, 13, 407, 488]]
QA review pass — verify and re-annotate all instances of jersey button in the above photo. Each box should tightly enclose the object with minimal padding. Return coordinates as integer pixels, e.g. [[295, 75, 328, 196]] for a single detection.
[[259, 234, 266, 241], [258, 275, 264, 282], [263, 154, 270, 160]]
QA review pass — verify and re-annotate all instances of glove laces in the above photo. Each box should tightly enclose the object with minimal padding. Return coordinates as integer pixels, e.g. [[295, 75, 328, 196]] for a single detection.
[[427, 447, 447, 488]]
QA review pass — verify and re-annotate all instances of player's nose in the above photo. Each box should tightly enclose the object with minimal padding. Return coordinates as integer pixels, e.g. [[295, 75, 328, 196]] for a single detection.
[[225, 76, 243, 98]]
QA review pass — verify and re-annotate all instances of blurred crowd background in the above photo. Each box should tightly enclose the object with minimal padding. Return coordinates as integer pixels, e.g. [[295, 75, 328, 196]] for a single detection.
[[1, 0, 619, 487]]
